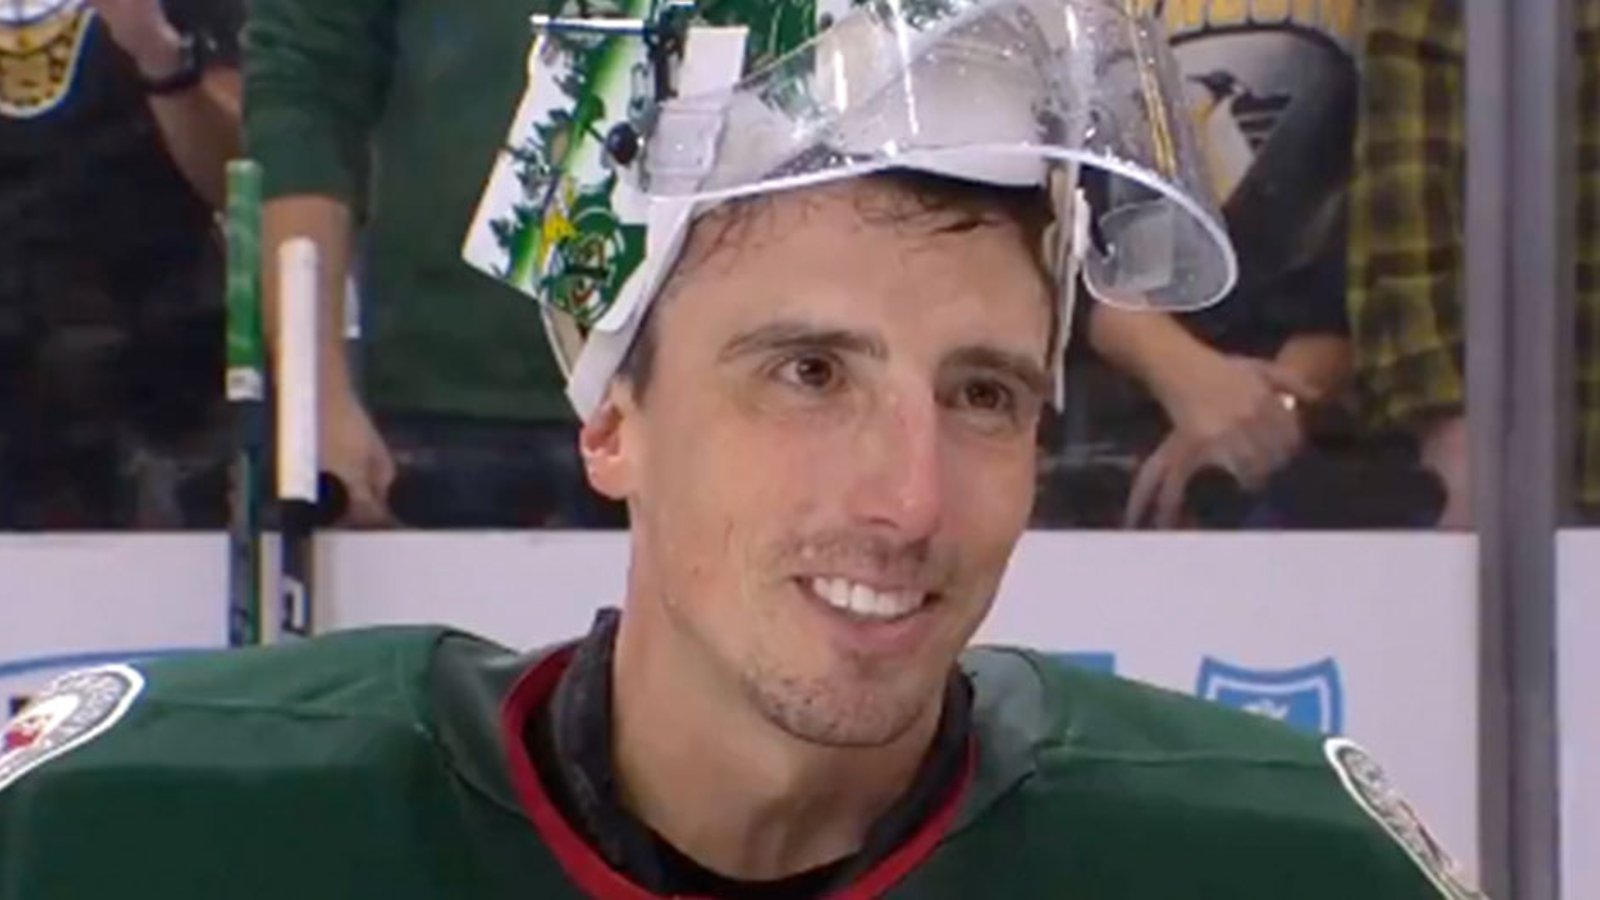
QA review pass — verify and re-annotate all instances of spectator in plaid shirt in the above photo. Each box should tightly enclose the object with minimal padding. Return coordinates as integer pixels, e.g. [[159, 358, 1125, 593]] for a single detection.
[[1346, 0, 1468, 528], [1351, 0, 1600, 526], [1577, 0, 1600, 522]]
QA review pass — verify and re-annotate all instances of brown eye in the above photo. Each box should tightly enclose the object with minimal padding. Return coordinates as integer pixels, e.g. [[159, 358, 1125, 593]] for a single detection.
[[961, 379, 1014, 413], [778, 355, 841, 393]]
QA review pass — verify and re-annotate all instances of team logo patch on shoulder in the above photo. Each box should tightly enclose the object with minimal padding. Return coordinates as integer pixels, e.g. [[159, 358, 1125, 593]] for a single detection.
[[1324, 737, 1488, 899], [0, 664, 144, 793]]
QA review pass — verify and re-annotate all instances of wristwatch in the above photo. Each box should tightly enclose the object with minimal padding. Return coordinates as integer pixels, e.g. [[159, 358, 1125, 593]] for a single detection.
[[140, 29, 212, 96]]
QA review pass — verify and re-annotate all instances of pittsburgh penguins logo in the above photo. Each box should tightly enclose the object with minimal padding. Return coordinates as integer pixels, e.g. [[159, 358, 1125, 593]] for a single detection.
[[0, 0, 94, 119], [1188, 69, 1291, 205], [1171, 24, 1358, 292]]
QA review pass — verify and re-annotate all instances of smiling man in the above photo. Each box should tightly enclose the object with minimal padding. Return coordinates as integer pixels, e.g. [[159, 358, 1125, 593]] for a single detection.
[[0, 2, 1484, 898], [571, 175, 1053, 886]]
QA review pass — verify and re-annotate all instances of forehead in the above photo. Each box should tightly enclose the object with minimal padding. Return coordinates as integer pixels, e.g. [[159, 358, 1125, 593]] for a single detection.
[[659, 179, 1052, 347]]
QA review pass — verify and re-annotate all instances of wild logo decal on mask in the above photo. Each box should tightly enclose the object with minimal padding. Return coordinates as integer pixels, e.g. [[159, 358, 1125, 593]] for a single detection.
[[487, 0, 651, 354], [476, 0, 822, 375], [0, 0, 94, 119]]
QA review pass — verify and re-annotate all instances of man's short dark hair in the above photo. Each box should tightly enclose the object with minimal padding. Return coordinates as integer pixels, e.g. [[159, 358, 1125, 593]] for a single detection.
[[615, 169, 1056, 404]]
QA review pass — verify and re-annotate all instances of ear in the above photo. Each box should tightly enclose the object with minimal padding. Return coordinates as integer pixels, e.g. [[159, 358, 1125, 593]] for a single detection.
[[579, 381, 638, 500]]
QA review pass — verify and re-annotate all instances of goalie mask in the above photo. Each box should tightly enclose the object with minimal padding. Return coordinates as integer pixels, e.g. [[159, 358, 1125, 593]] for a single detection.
[[464, 0, 1237, 417]]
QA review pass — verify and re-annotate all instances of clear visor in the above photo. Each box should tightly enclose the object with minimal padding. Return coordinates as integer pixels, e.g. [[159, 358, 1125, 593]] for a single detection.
[[640, 0, 1236, 311]]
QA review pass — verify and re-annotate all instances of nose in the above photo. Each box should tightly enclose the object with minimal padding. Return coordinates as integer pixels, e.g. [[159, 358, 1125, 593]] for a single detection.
[[845, 389, 945, 540]]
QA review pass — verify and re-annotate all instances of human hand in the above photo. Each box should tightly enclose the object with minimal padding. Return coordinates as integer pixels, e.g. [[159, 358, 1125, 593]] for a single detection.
[[84, 0, 181, 78], [1127, 354, 1317, 528], [319, 390, 398, 528], [1419, 414, 1471, 530]]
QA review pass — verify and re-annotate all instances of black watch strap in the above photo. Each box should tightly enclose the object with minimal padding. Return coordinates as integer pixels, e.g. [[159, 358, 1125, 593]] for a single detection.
[[141, 31, 210, 96]]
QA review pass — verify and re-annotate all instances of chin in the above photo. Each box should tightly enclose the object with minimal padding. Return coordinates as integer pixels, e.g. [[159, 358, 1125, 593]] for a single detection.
[[742, 657, 948, 749]]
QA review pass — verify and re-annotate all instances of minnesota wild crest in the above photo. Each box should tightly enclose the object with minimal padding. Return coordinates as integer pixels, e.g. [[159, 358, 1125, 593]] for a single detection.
[[0, 664, 144, 793]]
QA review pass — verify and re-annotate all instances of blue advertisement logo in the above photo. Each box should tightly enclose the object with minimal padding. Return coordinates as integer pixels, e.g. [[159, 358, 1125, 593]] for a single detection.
[[1195, 656, 1344, 735]]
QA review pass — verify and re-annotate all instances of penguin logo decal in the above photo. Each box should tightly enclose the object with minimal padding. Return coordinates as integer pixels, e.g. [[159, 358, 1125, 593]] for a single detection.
[[1188, 69, 1291, 205], [0, 0, 95, 119]]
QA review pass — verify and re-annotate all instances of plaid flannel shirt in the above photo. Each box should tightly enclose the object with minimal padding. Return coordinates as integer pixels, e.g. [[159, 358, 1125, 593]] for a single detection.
[[1350, 0, 1600, 513], [1346, 0, 1466, 434], [1576, 0, 1600, 513]]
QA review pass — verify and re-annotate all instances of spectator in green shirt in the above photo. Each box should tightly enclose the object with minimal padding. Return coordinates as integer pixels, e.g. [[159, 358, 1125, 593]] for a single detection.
[[245, 0, 620, 527]]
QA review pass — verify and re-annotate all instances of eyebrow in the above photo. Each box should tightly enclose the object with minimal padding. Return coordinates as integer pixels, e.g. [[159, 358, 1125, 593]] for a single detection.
[[718, 320, 1049, 396], [718, 321, 888, 363], [943, 345, 1052, 399]]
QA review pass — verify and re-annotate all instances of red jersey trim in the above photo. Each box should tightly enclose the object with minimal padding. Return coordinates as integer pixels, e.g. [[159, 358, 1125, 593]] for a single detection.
[[500, 648, 977, 900]]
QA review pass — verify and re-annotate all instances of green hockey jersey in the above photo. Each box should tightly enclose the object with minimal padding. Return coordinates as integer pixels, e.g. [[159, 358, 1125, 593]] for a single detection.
[[0, 626, 1481, 899]]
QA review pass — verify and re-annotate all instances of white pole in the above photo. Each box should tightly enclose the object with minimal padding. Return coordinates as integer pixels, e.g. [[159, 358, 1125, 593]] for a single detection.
[[276, 238, 318, 507], [275, 237, 319, 639]]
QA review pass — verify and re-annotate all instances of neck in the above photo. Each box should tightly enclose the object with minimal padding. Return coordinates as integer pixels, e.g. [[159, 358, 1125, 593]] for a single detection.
[[609, 599, 944, 881]]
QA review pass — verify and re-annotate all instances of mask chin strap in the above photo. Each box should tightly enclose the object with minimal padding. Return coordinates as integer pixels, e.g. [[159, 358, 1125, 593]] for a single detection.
[[1045, 162, 1090, 410]]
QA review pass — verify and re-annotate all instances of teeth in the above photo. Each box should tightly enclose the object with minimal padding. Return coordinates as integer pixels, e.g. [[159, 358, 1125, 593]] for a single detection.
[[849, 582, 875, 616], [808, 577, 925, 621]]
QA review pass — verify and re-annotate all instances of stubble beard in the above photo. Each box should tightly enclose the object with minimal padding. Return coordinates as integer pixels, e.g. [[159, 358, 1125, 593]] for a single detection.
[[721, 530, 957, 747], [736, 639, 938, 749]]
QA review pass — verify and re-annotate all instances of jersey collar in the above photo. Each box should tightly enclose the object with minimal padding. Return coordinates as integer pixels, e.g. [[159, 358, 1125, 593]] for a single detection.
[[498, 627, 978, 899], [426, 626, 1055, 892]]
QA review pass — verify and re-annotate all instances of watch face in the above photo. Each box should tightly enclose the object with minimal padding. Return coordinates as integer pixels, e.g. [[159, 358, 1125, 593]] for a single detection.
[[0, 0, 77, 27]]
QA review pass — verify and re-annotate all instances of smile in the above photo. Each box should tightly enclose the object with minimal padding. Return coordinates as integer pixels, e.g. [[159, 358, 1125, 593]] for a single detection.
[[803, 577, 931, 622]]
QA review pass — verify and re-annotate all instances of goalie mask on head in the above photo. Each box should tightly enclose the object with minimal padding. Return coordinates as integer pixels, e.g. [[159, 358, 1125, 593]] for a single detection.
[[463, 0, 1238, 419]]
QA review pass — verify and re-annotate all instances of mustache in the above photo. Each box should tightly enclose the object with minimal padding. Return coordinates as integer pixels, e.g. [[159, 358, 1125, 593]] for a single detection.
[[771, 530, 955, 588]]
